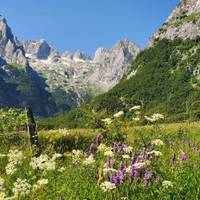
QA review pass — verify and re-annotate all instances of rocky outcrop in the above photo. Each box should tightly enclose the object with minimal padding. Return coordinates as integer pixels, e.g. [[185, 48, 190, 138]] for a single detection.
[[149, 0, 200, 46], [91, 40, 141, 90], [0, 15, 28, 67]]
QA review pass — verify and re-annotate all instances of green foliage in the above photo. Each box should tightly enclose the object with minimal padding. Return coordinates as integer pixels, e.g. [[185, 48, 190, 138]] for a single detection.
[[39, 129, 98, 153], [0, 108, 26, 133], [43, 38, 200, 128]]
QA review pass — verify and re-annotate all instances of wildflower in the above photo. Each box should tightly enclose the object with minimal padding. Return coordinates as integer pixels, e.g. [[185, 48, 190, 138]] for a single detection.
[[122, 155, 130, 159], [88, 143, 94, 155], [100, 181, 116, 192], [144, 170, 153, 187], [7, 149, 23, 164], [162, 180, 173, 189], [58, 167, 66, 172], [5, 149, 24, 175], [129, 105, 141, 111], [133, 162, 146, 169], [103, 168, 118, 175], [52, 153, 62, 161], [113, 111, 124, 118], [104, 150, 114, 157], [83, 155, 95, 166], [151, 139, 164, 146], [147, 150, 162, 156], [37, 179, 48, 186], [33, 178, 49, 191], [72, 150, 83, 158], [129, 165, 135, 183], [123, 146, 133, 154], [145, 113, 164, 122], [96, 134, 103, 146], [5, 162, 17, 175], [181, 151, 187, 161], [30, 154, 56, 171], [12, 178, 31, 197], [98, 144, 112, 154], [102, 118, 112, 125], [132, 117, 140, 121]]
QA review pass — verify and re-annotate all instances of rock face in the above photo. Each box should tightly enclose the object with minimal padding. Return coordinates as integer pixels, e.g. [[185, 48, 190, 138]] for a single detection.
[[149, 0, 200, 46], [0, 15, 28, 67], [22, 39, 141, 105], [91, 40, 141, 90]]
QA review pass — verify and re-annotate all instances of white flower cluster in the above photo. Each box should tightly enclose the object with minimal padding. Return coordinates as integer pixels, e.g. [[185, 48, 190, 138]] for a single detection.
[[113, 111, 124, 118], [162, 180, 173, 188], [5, 149, 23, 175], [145, 113, 164, 122], [122, 154, 130, 159], [83, 155, 95, 166], [101, 118, 112, 125], [151, 139, 164, 146], [100, 181, 116, 192], [72, 150, 83, 158], [48, 128, 70, 137], [148, 150, 162, 156], [103, 168, 117, 175], [129, 105, 141, 111], [32, 179, 48, 191], [12, 178, 31, 197], [97, 144, 114, 157], [30, 153, 61, 171]]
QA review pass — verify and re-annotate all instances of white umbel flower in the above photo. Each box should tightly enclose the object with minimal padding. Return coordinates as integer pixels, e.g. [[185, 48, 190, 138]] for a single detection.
[[113, 111, 124, 118], [129, 105, 141, 111], [100, 181, 116, 192], [151, 139, 164, 146], [83, 155, 95, 166]]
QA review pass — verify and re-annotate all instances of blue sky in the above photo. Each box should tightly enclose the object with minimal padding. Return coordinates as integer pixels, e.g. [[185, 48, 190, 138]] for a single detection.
[[0, 0, 179, 56]]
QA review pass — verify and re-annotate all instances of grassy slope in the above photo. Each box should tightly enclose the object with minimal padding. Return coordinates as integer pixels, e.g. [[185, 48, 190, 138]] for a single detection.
[[39, 38, 200, 129]]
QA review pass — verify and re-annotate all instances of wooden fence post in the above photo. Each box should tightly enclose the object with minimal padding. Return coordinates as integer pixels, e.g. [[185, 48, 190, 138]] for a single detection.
[[26, 107, 41, 155]]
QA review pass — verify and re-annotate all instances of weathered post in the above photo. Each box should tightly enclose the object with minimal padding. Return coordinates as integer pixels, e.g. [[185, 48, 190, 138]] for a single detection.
[[26, 107, 41, 155]]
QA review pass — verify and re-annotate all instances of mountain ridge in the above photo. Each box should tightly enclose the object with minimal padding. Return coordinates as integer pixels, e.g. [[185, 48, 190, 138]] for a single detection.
[[0, 15, 141, 115]]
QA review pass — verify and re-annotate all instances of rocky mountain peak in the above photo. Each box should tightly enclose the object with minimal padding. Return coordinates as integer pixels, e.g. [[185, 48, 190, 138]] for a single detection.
[[149, 0, 200, 46], [23, 39, 52, 60], [73, 51, 91, 61], [0, 15, 27, 67]]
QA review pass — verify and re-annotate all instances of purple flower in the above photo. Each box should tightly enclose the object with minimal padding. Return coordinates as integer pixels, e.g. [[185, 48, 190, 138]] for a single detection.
[[144, 170, 153, 187], [88, 143, 94, 155], [129, 165, 135, 183], [96, 134, 103, 146], [131, 153, 136, 165], [181, 151, 187, 161]]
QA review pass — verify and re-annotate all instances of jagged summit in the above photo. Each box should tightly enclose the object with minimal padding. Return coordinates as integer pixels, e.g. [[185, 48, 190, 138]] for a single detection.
[[0, 15, 28, 67], [149, 0, 200, 46]]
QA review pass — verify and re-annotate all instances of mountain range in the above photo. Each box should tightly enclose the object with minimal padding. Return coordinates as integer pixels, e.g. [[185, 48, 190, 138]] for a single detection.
[[42, 0, 200, 128], [0, 15, 140, 116]]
